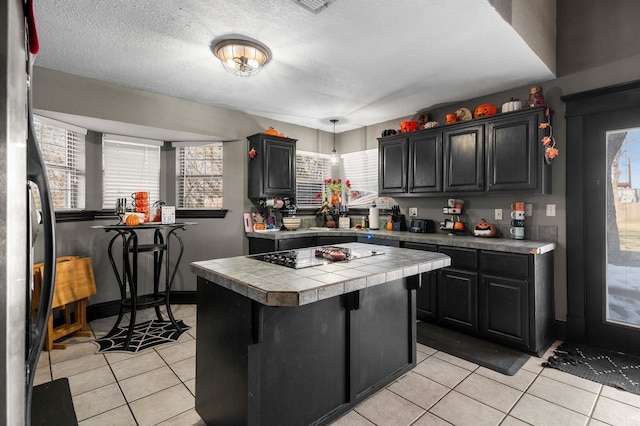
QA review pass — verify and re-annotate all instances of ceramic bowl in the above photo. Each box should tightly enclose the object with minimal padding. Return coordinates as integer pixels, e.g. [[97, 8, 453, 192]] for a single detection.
[[282, 217, 301, 230]]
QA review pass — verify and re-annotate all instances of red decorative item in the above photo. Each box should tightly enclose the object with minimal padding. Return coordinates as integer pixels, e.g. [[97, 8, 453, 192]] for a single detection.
[[249, 147, 256, 159], [529, 86, 545, 107]]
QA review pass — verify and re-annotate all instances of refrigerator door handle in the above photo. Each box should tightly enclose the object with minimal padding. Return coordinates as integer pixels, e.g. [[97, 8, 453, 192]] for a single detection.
[[25, 66, 56, 407]]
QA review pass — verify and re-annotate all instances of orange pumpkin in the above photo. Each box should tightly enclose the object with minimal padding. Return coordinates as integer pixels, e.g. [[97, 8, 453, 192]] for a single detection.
[[473, 219, 497, 237], [473, 103, 497, 118], [125, 214, 141, 226], [265, 127, 278, 136]]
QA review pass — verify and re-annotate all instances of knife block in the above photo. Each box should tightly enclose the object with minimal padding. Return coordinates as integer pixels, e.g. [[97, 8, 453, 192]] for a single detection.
[[392, 214, 407, 231]]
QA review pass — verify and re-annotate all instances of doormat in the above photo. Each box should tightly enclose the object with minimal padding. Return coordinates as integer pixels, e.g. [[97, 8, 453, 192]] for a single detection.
[[416, 322, 530, 376], [543, 342, 640, 395], [94, 319, 190, 353]]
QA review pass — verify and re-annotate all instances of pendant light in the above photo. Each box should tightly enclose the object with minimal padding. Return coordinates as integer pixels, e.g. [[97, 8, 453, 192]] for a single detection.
[[330, 119, 339, 165]]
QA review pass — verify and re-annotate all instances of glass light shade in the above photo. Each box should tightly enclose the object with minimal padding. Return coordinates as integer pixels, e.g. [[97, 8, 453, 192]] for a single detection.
[[331, 149, 339, 165], [214, 39, 270, 77]]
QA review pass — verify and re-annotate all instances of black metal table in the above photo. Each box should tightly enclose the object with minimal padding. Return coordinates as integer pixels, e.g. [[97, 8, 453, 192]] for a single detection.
[[93, 222, 195, 350]]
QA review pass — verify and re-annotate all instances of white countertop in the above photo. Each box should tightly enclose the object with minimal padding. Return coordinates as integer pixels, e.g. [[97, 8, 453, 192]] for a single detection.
[[191, 242, 451, 307]]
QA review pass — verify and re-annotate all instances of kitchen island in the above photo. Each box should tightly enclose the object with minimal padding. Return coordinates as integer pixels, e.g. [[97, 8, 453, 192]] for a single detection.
[[191, 243, 450, 426]]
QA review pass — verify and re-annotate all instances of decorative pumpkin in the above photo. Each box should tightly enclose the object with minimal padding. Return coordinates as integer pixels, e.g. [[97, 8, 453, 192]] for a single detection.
[[326, 220, 336, 228], [474, 104, 497, 118], [473, 219, 497, 237], [125, 214, 141, 226], [265, 126, 278, 136], [455, 108, 472, 121], [501, 97, 523, 113], [381, 129, 397, 137], [453, 220, 465, 232]]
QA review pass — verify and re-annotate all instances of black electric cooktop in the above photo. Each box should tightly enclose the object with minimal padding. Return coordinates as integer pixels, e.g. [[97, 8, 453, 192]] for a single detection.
[[249, 246, 384, 269]]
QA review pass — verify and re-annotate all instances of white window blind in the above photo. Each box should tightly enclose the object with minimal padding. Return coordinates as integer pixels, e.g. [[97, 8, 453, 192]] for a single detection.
[[296, 150, 331, 208], [175, 142, 224, 208], [342, 148, 378, 206], [102, 135, 161, 209], [33, 116, 86, 210]]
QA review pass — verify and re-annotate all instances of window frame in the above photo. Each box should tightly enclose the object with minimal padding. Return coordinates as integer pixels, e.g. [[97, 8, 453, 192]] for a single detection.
[[173, 141, 224, 210], [32, 115, 87, 211]]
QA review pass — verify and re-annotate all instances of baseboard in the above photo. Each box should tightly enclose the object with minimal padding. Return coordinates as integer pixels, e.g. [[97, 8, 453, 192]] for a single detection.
[[87, 291, 197, 322]]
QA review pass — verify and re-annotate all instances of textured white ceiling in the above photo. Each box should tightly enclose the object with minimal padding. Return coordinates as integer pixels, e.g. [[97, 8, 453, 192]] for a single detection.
[[33, 0, 554, 134]]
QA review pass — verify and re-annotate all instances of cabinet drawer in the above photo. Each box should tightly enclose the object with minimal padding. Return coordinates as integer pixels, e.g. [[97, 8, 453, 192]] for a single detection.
[[438, 247, 477, 270], [479, 251, 529, 279]]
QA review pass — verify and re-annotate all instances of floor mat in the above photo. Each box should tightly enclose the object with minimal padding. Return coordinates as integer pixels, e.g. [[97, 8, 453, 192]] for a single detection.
[[544, 342, 640, 395], [416, 322, 531, 376], [94, 319, 190, 353]]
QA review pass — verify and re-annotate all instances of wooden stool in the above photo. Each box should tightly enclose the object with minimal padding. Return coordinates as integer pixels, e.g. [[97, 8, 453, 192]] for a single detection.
[[33, 256, 97, 351]]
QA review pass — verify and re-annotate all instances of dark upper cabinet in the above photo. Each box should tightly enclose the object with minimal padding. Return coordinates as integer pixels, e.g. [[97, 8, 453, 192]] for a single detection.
[[377, 107, 551, 196], [378, 134, 408, 194], [409, 132, 442, 193], [247, 133, 297, 198], [486, 108, 550, 193], [443, 123, 484, 192]]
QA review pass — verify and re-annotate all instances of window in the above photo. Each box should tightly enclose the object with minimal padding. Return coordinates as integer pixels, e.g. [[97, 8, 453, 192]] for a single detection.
[[174, 142, 224, 208], [33, 116, 86, 210], [296, 150, 331, 208], [102, 134, 162, 209], [342, 148, 378, 206]]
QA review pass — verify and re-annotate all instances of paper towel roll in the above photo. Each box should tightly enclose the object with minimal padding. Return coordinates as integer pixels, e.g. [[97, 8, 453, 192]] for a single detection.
[[369, 207, 380, 230]]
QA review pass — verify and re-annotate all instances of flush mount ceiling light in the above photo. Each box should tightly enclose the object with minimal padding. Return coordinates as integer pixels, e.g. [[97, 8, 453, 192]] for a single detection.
[[330, 119, 339, 165], [293, 0, 337, 14], [213, 39, 270, 77]]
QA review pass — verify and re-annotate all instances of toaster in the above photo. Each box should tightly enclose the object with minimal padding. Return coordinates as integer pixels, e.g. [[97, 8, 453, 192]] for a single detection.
[[409, 219, 435, 233]]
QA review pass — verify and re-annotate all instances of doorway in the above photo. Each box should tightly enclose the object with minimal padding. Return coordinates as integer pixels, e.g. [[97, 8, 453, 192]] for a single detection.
[[565, 81, 640, 355]]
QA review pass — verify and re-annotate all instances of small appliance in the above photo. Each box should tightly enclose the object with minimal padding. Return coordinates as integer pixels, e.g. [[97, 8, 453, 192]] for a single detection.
[[409, 219, 435, 233]]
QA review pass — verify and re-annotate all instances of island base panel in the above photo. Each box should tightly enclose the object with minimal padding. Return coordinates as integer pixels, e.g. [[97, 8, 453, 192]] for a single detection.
[[195, 276, 416, 425]]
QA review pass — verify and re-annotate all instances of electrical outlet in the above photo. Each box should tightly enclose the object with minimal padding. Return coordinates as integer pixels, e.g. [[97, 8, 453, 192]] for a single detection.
[[546, 204, 556, 216], [525, 203, 533, 216], [409, 207, 418, 217], [495, 209, 503, 221]]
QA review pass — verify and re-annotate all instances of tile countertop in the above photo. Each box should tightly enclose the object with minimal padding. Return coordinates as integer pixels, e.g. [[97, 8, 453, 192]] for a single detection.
[[246, 228, 556, 255], [191, 242, 451, 307]]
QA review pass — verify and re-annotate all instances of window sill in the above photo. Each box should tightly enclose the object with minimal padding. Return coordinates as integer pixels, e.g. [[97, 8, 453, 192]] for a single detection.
[[53, 209, 228, 223]]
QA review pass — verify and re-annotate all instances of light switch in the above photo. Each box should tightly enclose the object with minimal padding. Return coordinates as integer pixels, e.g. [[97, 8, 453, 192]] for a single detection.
[[546, 204, 556, 216], [495, 209, 503, 221]]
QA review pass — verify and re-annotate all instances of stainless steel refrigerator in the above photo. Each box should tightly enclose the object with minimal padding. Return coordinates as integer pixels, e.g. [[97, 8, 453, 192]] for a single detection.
[[2, 0, 57, 424]]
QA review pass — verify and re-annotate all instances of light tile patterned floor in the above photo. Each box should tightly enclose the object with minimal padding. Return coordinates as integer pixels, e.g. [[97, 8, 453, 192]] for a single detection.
[[34, 305, 640, 425]]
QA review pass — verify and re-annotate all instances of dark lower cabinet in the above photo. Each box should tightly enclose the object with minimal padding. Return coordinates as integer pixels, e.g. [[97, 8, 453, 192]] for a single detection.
[[196, 276, 416, 425], [400, 242, 438, 321], [248, 235, 357, 254], [437, 268, 478, 333], [479, 274, 529, 348]]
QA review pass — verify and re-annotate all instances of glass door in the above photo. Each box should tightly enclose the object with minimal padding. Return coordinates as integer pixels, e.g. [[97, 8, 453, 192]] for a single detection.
[[584, 108, 640, 354], [606, 128, 640, 329]]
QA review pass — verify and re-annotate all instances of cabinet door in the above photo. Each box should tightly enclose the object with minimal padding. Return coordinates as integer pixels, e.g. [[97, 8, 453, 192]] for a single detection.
[[437, 268, 478, 333], [443, 124, 484, 192], [378, 136, 408, 194], [479, 274, 530, 349], [486, 111, 541, 192], [409, 132, 442, 193], [416, 271, 437, 321], [263, 137, 296, 197]]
